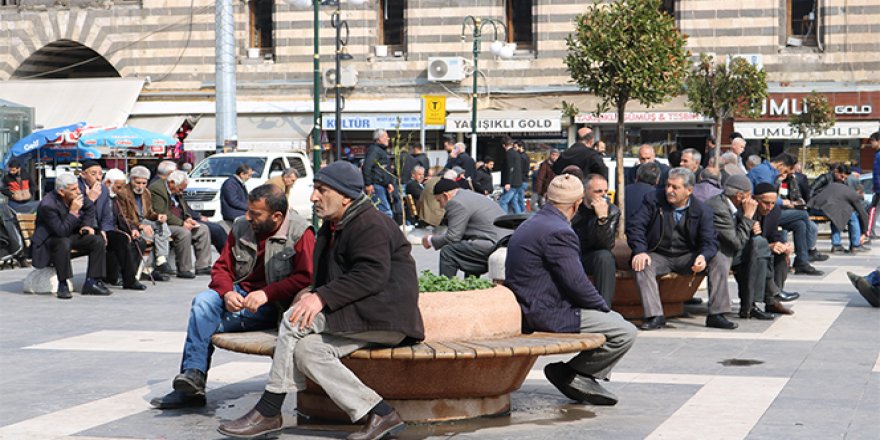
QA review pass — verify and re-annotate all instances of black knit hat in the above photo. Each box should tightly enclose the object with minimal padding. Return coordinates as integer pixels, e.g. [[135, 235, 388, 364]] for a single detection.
[[754, 182, 777, 195], [81, 159, 102, 170], [314, 161, 364, 200], [433, 178, 459, 195]]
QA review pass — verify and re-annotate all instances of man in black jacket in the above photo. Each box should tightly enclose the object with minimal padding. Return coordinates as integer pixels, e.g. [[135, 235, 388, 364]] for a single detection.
[[498, 136, 523, 214], [572, 174, 619, 305], [552, 127, 608, 180], [400, 144, 430, 186], [220, 163, 252, 222], [219, 161, 424, 440], [625, 162, 661, 220], [754, 184, 797, 314], [473, 159, 494, 195], [443, 137, 477, 179], [362, 129, 396, 218]]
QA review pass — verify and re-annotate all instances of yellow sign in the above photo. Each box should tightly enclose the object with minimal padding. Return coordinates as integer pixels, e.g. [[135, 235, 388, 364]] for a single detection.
[[423, 95, 446, 126]]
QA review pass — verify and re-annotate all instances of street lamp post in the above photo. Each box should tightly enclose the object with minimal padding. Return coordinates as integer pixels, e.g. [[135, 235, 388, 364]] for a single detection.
[[461, 16, 514, 160], [331, 6, 352, 161]]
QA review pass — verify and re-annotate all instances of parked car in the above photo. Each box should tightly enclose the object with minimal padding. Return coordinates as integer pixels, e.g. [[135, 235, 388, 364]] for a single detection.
[[185, 151, 314, 222]]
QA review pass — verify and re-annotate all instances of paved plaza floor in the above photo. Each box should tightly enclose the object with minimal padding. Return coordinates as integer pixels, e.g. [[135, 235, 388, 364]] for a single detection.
[[0, 237, 878, 440]]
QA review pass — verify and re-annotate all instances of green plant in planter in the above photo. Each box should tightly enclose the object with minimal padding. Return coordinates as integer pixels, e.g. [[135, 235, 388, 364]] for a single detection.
[[418, 270, 493, 292]]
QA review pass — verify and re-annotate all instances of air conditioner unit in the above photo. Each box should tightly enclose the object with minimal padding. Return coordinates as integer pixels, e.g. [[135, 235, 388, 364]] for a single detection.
[[322, 67, 358, 88], [427, 56, 467, 82]]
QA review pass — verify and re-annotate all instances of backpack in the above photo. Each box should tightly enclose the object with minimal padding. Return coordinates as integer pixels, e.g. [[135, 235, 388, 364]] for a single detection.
[[0, 197, 25, 264]]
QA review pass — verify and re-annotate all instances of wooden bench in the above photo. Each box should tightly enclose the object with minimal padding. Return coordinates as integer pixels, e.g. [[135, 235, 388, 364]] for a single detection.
[[809, 215, 830, 223], [212, 330, 605, 424]]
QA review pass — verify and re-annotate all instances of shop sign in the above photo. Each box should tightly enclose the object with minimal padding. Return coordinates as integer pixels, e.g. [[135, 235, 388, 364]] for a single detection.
[[446, 112, 562, 133], [322, 114, 422, 131], [760, 96, 875, 117], [734, 121, 879, 140], [422, 95, 447, 126], [574, 111, 711, 124]]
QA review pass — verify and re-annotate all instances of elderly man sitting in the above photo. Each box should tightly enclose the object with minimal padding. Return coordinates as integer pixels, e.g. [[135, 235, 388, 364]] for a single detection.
[[627, 168, 736, 330], [102, 169, 147, 291], [421, 178, 507, 278], [128, 166, 171, 281], [506, 174, 636, 406], [149, 170, 212, 278]]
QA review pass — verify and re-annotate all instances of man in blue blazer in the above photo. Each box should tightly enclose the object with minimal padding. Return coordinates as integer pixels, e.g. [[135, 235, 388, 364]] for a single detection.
[[220, 163, 252, 222], [506, 174, 636, 406]]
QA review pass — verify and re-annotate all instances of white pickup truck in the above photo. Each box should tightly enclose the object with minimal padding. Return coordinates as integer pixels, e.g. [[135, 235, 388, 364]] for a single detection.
[[184, 151, 314, 222]]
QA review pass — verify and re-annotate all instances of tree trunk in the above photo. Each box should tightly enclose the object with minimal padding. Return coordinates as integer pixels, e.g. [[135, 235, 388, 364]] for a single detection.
[[616, 101, 627, 238], [801, 136, 809, 173], [714, 117, 723, 167]]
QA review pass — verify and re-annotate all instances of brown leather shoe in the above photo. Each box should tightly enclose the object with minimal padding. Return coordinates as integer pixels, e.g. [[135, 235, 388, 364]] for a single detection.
[[766, 302, 794, 315], [217, 408, 282, 439], [346, 411, 406, 440]]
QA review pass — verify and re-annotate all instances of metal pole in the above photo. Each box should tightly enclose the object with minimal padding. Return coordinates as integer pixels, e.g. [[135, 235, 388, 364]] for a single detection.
[[419, 97, 426, 149], [470, 20, 481, 160], [311, 0, 322, 227], [334, 8, 342, 162], [215, 0, 238, 153]]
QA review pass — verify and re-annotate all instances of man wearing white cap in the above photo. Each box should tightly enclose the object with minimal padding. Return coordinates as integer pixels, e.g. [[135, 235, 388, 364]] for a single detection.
[[505, 174, 637, 406], [102, 168, 147, 290]]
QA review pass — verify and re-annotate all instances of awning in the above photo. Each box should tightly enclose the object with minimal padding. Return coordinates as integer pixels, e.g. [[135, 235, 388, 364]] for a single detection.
[[0, 78, 144, 128], [185, 114, 311, 151], [734, 121, 880, 140], [445, 111, 562, 133], [125, 115, 187, 137]]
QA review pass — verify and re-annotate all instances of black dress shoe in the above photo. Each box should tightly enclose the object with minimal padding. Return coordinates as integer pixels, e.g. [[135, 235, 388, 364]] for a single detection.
[[150, 390, 206, 410], [793, 264, 824, 276], [684, 297, 703, 305], [176, 271, 195, 279], [747, 306, 776, 320], [543, 362, 618, 405], [830, 245, 848, 254], [123, 281, 147, 291], [639, 316, 666, 330], [809, 249, 829, 262], [774, 291, 800, 302], [706, 314, 738, 329], [847, 272, 880, 307], [156, 263, 175, 275], [347, 410, 406, 440], [195, 267, 212, 276], [82, 281, 112, 296], [173, 369, 206, 395], [144, 271, 171, 282], [766, 302, 794, 315], [218, 408, 283, 439], [568, 374, 618, 406], [57, 283, 72, 300]]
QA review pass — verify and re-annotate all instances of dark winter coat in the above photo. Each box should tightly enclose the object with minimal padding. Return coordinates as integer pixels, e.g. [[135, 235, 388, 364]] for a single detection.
[[31, 190, 97, 269], [362, 143, 395, 187], [626, 190, 719, 261], [501, 148, 523, 187], [552, 142, 608, 180]]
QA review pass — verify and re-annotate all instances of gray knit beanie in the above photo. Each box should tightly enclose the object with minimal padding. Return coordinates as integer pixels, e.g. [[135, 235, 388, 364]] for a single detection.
[[315, 161, 364, 200]]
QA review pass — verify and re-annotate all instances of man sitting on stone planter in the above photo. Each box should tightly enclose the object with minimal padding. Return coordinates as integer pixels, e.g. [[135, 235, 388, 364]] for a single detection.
[[627, 167, 735, 330], [219, 161, 425, 440], [505, 174, 636, 406], [421, 178, 507, 278], [150, 184, 315, 410]]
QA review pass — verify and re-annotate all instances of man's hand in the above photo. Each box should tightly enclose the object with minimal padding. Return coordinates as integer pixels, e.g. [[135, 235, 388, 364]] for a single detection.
[[631, 253, 651, 272], [365, 184, 374, 195], [421, 234, 433, 249], [86, 182, 102, 202], [183, 218, 199, 230], [591, 197, 609, 218], [242, 290, 268, 313], [157, 214, 168, 223], [131, 229, 141, 240], [769, 242, 788, 255], [782, 199, 793, 208], [79, 226, 95, 235], [224, 291, 245, 312], [288, 291, 325, 330], [101, 230, 108, 245], [742, 197, 758, 219], [691, 255, 707, 273], [387, 184, 394, 194], [752, 221, 763, 236], [70, 195, 84, 214], [140, 224, 154, 236]]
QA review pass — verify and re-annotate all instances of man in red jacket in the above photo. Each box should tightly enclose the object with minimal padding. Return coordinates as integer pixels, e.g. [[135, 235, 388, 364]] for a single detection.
[[150, 184, 314, 410]]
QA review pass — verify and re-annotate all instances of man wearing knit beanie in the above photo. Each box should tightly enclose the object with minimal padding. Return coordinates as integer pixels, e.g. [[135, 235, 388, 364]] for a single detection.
[[753, 182, 798, 315], [220, 160, 424, 440], [421, 178, 506, 278], [704, 174, 776, 322], [506, 174, 636, 407]]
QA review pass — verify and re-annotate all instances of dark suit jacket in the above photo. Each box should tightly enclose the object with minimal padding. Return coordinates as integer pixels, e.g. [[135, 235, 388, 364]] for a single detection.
[[31, 191, 97, 269], [624, 182, 656, 220], [78, 178, 114, 232], [474, 167, 493, 195], [808, 182, 869, 233], [220, 176, 248, 221], [571, 202, 619, 252], [148, 179, 192, 226], [756, 204, 783, 243], [505, 204, 609, 334], [626, 191, 719, 261], [625, 162, 669, 186], [445, 152, 476, 179], [501, 148, 523, 187], [552, 142, 608, 180]]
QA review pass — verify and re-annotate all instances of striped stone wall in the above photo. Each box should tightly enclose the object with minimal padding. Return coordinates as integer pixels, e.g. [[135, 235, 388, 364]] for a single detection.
[[0, 0, 877, 99]]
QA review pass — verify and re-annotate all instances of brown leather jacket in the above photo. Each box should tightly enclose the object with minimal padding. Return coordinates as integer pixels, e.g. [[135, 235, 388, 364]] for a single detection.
[[130, 183, 160, 222]]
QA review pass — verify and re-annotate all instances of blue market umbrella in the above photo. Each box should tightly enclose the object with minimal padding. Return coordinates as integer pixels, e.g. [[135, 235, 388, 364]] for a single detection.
[[77, 126, 177, 151], [1, 122, 87, 168]]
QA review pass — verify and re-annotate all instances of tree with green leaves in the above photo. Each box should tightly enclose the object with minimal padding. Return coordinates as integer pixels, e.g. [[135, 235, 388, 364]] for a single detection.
[[565, 0, 689, 236], [686, 53, 768, 165], [788, 91, 835, 174]]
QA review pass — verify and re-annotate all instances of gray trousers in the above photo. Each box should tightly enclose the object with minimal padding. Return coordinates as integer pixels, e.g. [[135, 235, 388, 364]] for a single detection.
[[140, 219, 170, 263], [635, 252, 731, 317], [568, 310, 637, 380], [168, 225, 211, 273], [439, 239, 496, 277], [730, 236, 770, 308], [265, 310, 405, 422]]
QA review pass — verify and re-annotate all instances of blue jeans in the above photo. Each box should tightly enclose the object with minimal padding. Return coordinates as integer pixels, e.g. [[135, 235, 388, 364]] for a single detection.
[[180, 285, 278, 373], [498, 187, 522, 214], [865, 270, 880, 287], [777, 209, 811, 267], [831, 212, 861, 247], [370, 184, 393, 218], [516, 183, 528, 212]]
